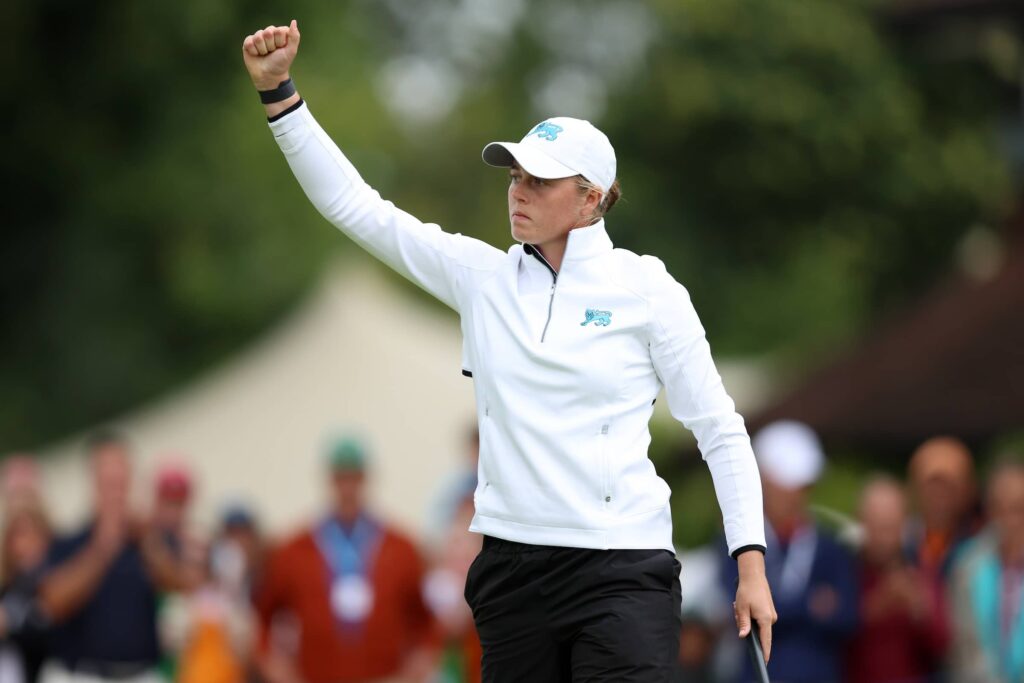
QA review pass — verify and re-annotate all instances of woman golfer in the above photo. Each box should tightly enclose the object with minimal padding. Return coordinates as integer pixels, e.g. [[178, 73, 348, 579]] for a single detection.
[[243, 21, 776, 682]]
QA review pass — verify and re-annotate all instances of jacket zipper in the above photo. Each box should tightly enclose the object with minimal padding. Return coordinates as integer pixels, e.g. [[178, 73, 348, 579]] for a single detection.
[[526, 245, 559, 343], [541, 279, 558, 342]]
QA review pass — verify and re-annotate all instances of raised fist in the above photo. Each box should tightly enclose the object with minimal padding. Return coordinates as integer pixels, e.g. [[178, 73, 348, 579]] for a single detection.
[[242, 20, 301, 91]]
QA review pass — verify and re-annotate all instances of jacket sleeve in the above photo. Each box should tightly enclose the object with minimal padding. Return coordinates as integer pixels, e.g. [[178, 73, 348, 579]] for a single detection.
[[644, 256, 766, 558], [268, 102, 505, 312]]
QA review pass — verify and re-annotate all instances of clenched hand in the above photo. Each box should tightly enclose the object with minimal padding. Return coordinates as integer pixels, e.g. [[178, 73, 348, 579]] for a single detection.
[[242, 20, 301, 91]]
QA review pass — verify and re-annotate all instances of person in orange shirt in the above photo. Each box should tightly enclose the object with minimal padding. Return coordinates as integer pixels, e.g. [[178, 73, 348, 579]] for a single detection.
[[907, 437, 982, 580], [163, 507, 265, 683], [254, 437, 437, 683]]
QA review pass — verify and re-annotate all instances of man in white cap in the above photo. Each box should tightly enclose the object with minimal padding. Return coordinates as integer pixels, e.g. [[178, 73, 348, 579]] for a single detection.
[[722, 420, 858, 683], [241, 21, 776, 682]]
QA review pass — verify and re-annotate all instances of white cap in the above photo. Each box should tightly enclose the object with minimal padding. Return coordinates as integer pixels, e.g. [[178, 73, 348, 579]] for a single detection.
[[753, 420, 825, 489], [481, 117, 617, 193]]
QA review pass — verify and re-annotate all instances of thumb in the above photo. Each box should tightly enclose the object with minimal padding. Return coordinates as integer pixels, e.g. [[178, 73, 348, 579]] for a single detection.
[[289, 19, 300, 46]]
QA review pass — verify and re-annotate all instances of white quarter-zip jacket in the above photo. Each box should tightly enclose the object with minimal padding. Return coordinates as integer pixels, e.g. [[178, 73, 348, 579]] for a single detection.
[[269, 102, 767, 557]]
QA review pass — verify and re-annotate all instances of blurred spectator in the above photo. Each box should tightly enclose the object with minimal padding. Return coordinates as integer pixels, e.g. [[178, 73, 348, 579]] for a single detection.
[[0, 495, 53, 683], [845, 476, 949, 683], [1, 457, 42, 509], [152, 461, 195, 552], [722, 420, 858, 683], [907, 436, 982, 579], [254, 436, 437, 683], [151, 460, 200, 681], [161, 532, 258, 683], [674, 615, 718, 683], [673, 547, 729, 683], [215, 504, 266, 602], [38, 430, 191, 683], [949, 460, 1024, 683], [422, 490, 481, 683], [424, 427, 478, 549], [163, 505, 265, 683]]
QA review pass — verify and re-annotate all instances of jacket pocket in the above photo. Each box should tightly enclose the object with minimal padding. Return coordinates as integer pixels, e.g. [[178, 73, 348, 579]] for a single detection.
[[599, 422, 611, 507]]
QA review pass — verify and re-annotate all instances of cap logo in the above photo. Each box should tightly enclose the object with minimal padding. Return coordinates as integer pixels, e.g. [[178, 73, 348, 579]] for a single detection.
[[530, 121, 563, 141]]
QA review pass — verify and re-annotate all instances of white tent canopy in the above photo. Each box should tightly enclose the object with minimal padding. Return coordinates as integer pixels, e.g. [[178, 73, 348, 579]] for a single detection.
[[40, 263, 476, 540]]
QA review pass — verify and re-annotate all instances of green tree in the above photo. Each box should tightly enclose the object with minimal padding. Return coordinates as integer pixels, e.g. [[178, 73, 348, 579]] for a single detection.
[[2, 0, 364, 447], [2, 0, 1012, 448]]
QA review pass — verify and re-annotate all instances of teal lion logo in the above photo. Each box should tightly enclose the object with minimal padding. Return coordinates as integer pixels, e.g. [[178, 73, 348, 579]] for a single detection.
[[580, 309, 612, 327], [530, 121, 563, 141]]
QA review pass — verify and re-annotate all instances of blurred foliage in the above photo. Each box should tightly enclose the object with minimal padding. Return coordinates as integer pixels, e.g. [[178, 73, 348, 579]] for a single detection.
[[3, 0, 348, 447], [2, 0, 1015, 448], [667, 455, 876, 550]]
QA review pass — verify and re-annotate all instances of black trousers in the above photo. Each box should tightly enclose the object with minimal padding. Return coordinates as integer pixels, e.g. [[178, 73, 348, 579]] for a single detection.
[[464, 535, 682, 682]]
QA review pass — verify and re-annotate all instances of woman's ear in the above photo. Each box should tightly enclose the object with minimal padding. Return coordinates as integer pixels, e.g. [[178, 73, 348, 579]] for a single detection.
[[583, 188, 603, 218]]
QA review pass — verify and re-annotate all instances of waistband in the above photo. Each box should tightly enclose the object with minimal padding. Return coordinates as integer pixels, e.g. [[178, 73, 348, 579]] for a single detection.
[[482, 535, 562, 554]]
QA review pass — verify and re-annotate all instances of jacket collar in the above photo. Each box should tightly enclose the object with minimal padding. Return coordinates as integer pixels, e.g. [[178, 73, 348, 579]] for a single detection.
[[563, 220, 613, 261], [521, 220, 614, 274]]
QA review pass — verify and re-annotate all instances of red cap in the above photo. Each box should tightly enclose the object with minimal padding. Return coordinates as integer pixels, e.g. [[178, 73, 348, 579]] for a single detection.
[[155, 463, 193, 502]]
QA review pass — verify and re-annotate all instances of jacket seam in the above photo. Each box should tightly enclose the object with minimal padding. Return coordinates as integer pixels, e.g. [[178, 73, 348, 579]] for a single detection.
[[649, 296, 756, 551]]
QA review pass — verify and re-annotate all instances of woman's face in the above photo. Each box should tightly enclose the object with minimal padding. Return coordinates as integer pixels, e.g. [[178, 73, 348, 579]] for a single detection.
[[507, 166, 599, 249], [5, 514, 49, 575]]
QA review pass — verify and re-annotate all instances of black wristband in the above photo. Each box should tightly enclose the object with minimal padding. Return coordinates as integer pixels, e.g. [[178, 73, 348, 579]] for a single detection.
[[259, 78, 296, 104]]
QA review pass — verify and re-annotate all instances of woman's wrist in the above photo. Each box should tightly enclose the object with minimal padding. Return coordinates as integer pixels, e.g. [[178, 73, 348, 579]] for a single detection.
[[253, 71, 290, 91], [737, 549, 767, 579], [264, 92, 302, 120]]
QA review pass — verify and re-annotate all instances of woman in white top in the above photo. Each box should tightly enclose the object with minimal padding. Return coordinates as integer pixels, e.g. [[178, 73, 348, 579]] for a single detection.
[[242, 21, 776, 682]]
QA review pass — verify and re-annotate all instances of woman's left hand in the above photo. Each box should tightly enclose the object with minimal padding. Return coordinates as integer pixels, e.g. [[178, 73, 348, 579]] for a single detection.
[[734, 550, 777, 662]]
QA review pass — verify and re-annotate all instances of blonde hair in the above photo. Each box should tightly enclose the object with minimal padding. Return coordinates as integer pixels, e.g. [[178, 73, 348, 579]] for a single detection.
[[575, 176, 622, 221], [1, 495, 51, 585]]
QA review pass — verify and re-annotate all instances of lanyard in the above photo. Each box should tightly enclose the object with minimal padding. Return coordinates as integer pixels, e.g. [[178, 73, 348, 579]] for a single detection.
[[315, 515, 381, 578], [315, 515, 382, 627], [766, 522, 818, 600]]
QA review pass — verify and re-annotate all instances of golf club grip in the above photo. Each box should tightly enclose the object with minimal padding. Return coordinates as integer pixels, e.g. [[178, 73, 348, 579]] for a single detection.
[[745, 620, 770, 683]]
